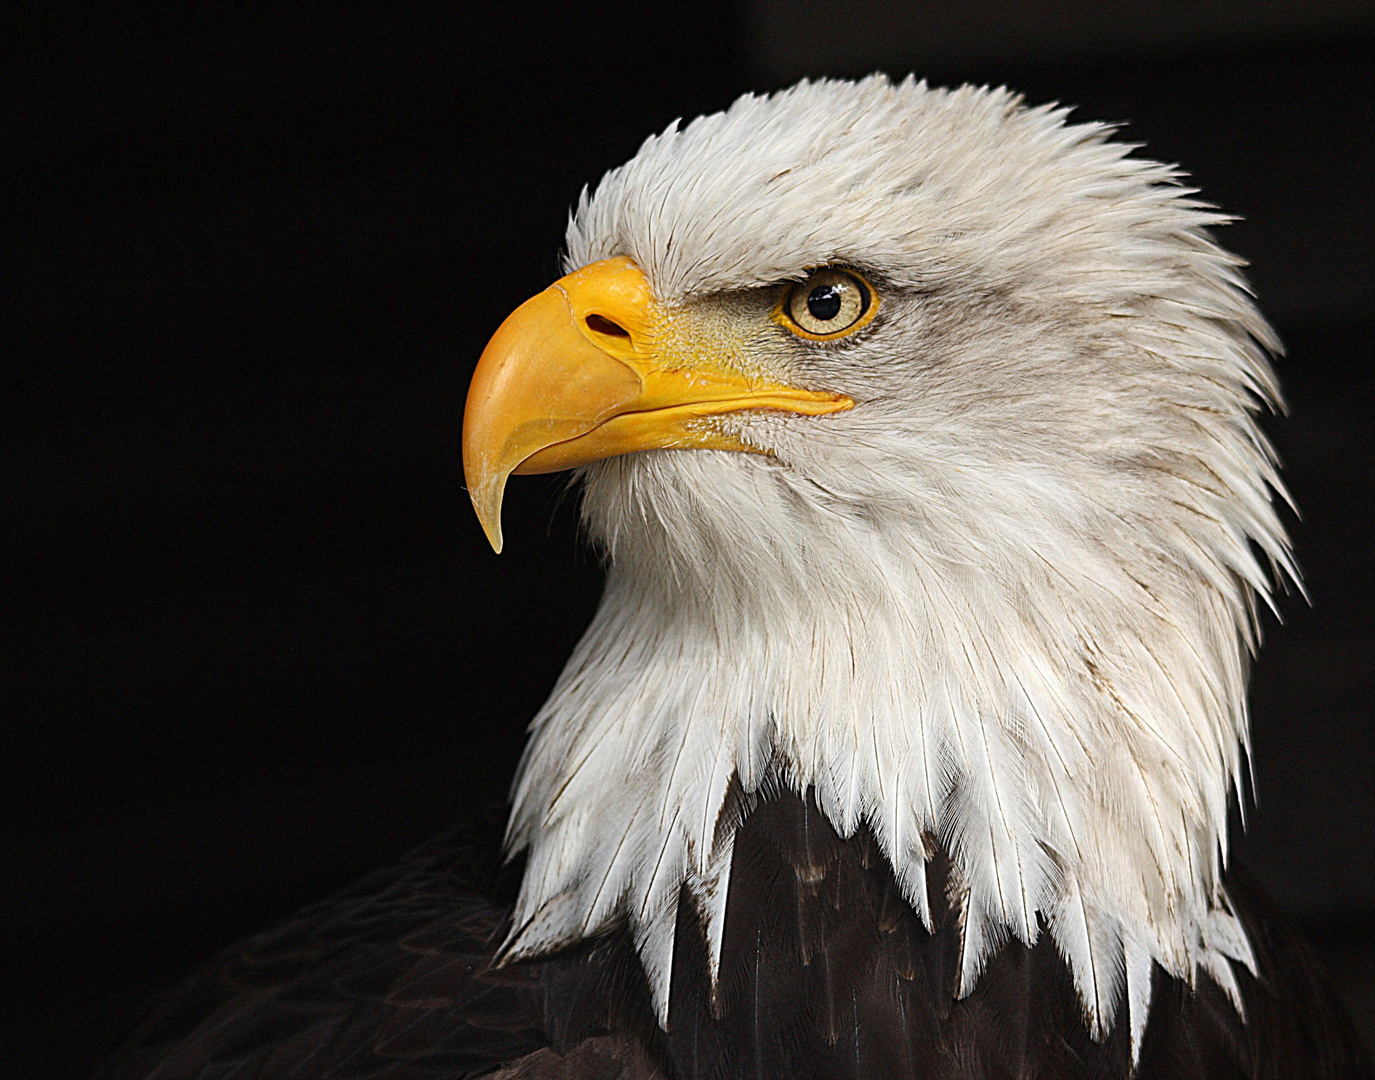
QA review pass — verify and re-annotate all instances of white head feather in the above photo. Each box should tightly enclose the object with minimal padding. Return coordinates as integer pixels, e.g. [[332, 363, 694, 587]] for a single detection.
[[500, 76, 1295, 1054]]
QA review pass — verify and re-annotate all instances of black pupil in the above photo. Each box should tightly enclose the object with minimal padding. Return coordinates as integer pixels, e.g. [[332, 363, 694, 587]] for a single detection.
[[806, 284, 843, 321]]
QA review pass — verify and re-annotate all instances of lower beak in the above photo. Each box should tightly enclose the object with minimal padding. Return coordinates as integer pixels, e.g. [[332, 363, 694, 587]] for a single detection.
[[461, 257, 852, 552]]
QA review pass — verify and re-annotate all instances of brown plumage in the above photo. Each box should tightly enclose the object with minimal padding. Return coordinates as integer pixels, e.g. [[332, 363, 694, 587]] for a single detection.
[[97, 789, 1368, 1079]]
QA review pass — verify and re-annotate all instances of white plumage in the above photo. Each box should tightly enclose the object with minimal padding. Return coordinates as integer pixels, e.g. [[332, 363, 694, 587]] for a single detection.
[[500, 76, 1294, 1063]]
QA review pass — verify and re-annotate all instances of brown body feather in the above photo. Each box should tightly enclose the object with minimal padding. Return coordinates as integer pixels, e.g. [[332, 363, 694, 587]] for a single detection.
[[98, 791, 1369, 1080]]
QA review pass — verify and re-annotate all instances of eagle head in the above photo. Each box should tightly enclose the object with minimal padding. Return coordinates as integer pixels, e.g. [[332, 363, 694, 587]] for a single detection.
[[461, 77, 1295, 1048]]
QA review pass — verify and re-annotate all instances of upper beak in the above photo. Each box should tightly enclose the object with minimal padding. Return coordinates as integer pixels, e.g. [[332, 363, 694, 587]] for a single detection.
[[462, 257, 852, 552]]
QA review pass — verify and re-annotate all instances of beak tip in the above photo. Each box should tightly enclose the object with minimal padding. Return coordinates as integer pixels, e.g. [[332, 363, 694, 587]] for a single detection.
[[468, 476, 507, 555]]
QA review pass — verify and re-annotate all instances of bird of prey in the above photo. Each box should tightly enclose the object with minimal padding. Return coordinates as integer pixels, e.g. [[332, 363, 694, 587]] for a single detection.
[[101, 77, 1368, 1080]]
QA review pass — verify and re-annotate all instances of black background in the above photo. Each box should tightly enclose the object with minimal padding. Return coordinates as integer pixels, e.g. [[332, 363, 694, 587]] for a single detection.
[[3, 4, 1372, 1076]]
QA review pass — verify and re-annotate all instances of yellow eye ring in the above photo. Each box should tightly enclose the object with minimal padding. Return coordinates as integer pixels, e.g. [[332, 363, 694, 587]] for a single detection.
[[774, 268, 878, 341]]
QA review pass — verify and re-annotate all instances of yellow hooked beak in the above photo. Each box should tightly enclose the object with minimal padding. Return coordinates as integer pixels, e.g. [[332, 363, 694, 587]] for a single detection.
[[462, 257, 853, 552]]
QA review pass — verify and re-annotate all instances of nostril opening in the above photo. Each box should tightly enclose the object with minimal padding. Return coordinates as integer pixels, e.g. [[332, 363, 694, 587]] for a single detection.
[[586, 314, 630, 338]]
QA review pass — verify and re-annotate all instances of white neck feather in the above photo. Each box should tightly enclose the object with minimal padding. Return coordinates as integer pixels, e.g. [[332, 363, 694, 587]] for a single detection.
[[505, 431, 1282, 1055]]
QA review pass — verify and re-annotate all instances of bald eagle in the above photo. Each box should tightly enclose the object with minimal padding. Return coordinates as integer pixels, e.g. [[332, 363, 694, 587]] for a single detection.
[[101, 77, 1368, 1080]]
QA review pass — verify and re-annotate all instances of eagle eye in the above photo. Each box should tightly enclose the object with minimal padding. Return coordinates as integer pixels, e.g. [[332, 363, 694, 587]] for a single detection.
[[778, 268, 876, 340]]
